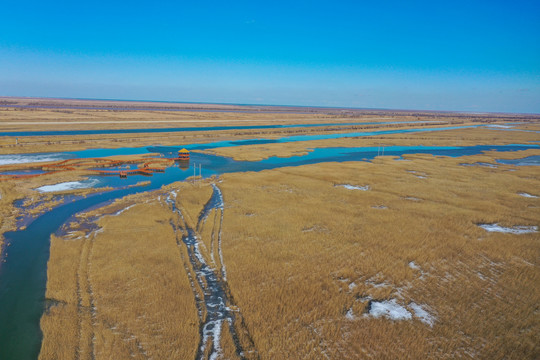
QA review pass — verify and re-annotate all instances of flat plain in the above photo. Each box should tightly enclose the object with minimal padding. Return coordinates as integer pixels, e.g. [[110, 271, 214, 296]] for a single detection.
[[1, 98, 539, 359]]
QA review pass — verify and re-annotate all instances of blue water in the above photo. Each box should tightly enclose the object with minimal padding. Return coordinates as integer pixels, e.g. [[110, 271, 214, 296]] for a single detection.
[[51, 125, 478, 161], [86, 144, 540, 190], [0, 169, 47, 176], [1, 137, 539, 360], [497, 155, 540, 166], [0, 121, 436, 137], [0, 125, 479, 164]]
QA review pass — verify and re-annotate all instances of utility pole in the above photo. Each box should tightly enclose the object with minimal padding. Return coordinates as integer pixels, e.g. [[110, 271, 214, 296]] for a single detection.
[[193, 163, 196, 179], [199, 163, 202, 178]]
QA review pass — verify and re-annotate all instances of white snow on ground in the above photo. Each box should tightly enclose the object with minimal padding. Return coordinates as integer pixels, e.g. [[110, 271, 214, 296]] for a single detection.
[[487, 124, 513, 129], [212, 183, 225, 209], [85, 228, 103, 239], [409, 261, 420, 270], [348, 282, 357, 291], [36, 179, 100, 193], [518, 192, 539, 198], [478, 223, 538, 234], [409, 303, 435, 326], [336, 184, 370, 191], [346, 308, 355, 320], [110, 204, 136, 216], [368, 299, 412, 320], [407, 170, 427, 178], [208, 320, 223, 360], [0, 153, 69, 165], [461, 162, 498, 168]]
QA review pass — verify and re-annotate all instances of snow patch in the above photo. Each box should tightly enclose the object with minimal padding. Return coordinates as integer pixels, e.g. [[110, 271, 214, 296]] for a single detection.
[[478, 223, 538, 234], [407, 170, 427, 178], [36, 179, 100, 193], [409, 302, 435, 326], [368, 299, 412, 320], [110, 204, 136, 216], [487, 124, 513, 129], [345, 308, 355, 320], [336, 184, 370, 191], [0, 153, 70, 165], [409, 261, 420, 270], [461, 162, 498, 168], [518, 192, 539, 198]]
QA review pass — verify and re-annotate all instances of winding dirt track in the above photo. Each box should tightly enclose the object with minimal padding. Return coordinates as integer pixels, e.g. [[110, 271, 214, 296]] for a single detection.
[[166, 186, 258, 360]]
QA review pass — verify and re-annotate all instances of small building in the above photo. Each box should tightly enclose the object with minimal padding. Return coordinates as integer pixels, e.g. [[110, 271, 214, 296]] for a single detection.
[[178, 148, 190, 161]]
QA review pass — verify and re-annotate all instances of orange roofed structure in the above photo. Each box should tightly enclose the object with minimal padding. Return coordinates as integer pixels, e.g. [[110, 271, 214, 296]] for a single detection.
[[178, 148, 190, 160]]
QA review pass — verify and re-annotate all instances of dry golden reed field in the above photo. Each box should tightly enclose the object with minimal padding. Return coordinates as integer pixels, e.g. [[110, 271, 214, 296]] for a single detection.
[[37, 151, 540, 359], [0, 100, 539, 359]]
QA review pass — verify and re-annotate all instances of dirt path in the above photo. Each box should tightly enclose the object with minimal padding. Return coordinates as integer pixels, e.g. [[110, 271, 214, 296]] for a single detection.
[[166, 186, 258, 360]]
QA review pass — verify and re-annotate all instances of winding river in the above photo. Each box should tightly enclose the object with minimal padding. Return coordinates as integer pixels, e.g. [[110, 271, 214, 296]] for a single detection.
[[0, 124, 538, 359]]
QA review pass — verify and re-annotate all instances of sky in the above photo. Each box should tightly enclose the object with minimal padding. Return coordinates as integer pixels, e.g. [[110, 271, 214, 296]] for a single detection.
[[1, 0, 539, 113]]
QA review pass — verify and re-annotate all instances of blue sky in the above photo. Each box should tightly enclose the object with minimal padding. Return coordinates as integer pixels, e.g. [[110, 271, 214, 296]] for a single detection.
[[1, 1, 539, 113]]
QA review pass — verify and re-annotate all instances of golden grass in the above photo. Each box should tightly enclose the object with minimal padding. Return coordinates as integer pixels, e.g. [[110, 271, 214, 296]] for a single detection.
[[203, 126, 540, 161], [0, 121, 455, 155], [215, 153, 539, 359], [2, 101, 537, 155], [0, 169, 100, 249], [36, 148, 540, 358], [40, 198, 200, 360], [1, 111, 536, 358]]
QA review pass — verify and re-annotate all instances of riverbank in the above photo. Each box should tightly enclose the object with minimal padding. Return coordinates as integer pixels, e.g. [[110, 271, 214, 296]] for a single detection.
[[1, 104, 539, 359], [2, 101, 538, 155], [202, 126, 540, 161], [36, 149, 540, 359]]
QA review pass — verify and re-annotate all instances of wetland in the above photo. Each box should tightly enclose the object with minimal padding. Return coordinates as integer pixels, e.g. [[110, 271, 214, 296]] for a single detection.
[[0, 100, 539, 359]]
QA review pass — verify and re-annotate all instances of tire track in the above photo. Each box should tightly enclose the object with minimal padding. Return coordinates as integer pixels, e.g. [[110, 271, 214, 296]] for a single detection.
[[74, 213, 150, 360], [166, 185, 258, 360]]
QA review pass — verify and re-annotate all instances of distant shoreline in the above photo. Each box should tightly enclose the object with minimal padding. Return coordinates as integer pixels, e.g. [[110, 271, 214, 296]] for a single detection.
[[1, 95, 538, 116]]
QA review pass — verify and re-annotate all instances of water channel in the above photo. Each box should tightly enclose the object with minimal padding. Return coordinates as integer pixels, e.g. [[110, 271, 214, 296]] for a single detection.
[[0, 125, 538, 359], [0, 120, 440, 137]]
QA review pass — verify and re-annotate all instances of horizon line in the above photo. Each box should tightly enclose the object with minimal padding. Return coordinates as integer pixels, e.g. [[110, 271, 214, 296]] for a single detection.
[[1, 95, 538, 116]]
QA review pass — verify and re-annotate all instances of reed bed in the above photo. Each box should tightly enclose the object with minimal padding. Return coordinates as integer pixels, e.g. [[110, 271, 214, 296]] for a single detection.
[[203, 126, 540, 161], [216, 153, 539, 359], [26, 132, 540, 359], [40, 199, 200, 360], [37, 150, 539, 358]]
